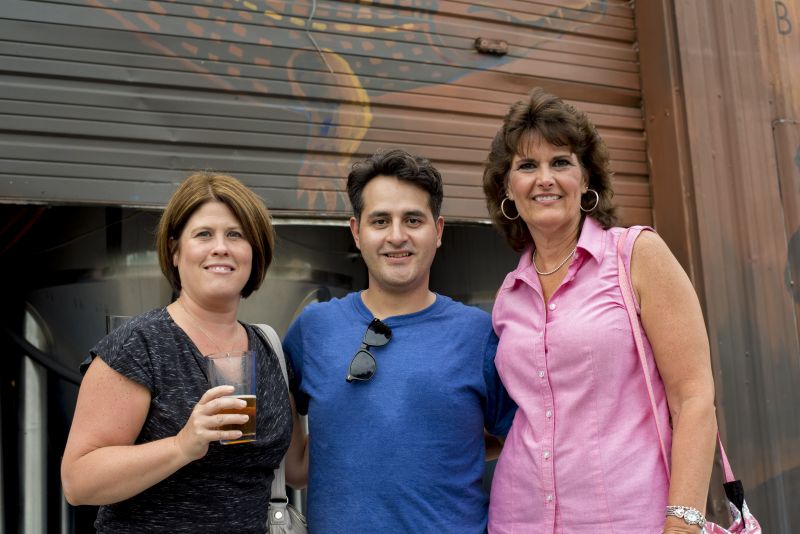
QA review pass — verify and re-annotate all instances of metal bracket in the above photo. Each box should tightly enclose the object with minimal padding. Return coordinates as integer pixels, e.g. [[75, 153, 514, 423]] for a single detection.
[[474, 37, 508, 55]]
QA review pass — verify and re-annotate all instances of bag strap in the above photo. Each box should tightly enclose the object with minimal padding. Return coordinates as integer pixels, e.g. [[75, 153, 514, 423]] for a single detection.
[[718, 431, 736, 483], [256, 323, 289, 502], [616, 228, 672, 481], [616, 230, 737, 484]]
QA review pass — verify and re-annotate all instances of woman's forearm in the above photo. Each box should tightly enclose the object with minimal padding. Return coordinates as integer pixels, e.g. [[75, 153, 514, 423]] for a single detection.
[[61, 436, 191, 506], [664, 394, 718, 530]]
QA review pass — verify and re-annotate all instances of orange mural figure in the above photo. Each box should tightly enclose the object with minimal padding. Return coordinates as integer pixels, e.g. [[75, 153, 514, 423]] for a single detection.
[[86, 0, 608, 211]]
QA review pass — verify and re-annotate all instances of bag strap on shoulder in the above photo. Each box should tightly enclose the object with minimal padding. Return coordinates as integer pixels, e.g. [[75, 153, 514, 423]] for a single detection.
[[616, 229, 672, 481], [255, 323, 289, 502], [616, 230, 736, 485]]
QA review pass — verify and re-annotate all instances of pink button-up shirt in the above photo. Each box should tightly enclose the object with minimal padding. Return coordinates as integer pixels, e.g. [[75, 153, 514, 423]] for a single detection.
[[489, 217, 672, 533]]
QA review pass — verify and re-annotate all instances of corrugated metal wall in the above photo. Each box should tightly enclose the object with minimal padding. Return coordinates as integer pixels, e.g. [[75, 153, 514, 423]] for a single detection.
[[0, 0, 649, 223], [638, 1, 800, 532], [4, 0, 799, 529]]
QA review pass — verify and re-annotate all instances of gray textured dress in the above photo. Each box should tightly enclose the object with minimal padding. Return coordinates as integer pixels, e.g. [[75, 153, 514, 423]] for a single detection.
[[84, 307, 292, 533]]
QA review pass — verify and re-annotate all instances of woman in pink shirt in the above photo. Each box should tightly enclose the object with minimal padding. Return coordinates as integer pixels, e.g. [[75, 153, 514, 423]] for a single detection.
[[482, 88, 717, 533]]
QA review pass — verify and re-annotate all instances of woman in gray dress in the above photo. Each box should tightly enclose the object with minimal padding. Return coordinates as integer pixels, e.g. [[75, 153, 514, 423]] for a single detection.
[[61, 172, 307, 532]]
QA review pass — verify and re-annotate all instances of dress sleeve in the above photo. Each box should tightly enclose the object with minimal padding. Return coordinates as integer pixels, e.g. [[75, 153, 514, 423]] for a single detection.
[[283, 314, 310, 415], [482, 327, 517, 437], [89, 320, 156, 392]]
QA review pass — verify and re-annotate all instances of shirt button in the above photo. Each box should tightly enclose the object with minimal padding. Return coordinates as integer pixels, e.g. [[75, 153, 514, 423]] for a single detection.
[[546, 410, 552, 418], [543, 450, 551, 459], [546, 494, 553, 502], [538, 370, 545, 378], [548, 302, 556, 311]]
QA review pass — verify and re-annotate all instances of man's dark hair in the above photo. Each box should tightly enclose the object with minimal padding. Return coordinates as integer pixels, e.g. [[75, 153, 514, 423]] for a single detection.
[[347, 148, 444, 220]]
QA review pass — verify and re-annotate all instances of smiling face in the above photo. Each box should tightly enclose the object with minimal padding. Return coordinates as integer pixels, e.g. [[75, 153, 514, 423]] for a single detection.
[[349, 175, 444, 297], [506, 133, 587, 242], [172, 200, 253, 306]]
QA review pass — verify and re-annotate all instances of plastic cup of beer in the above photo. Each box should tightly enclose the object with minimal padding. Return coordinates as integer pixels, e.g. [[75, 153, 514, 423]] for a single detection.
[[206, 350, 257, 445]]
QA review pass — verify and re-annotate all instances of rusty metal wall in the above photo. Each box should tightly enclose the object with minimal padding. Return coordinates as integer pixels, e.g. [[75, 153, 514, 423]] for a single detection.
[[775, 121, 800, 341], [0, 0, 649, 223], [637, 1, 800, 532], [767, 0, 800, 356]]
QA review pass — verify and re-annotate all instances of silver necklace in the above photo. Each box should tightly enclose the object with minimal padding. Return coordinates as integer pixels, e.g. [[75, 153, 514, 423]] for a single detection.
[[178, 299, 238, 355], [533, 246, 577, 276]]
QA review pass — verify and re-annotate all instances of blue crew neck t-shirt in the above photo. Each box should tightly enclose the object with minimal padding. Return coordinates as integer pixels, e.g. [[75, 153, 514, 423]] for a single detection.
[[283, 292, 515, 534]]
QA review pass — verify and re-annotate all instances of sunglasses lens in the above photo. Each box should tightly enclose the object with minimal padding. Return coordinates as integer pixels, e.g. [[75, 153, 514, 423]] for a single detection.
[[347, 320, 392, 383], [347, 350, 376, 382], [364, 319, 392, 347]]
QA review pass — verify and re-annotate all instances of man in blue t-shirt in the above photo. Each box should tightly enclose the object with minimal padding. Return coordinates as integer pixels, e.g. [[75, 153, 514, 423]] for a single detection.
[[283, 148, 516, 533]]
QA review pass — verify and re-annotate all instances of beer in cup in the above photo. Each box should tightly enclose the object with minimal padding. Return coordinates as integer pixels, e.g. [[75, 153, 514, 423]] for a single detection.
[[206, 350, 257, 444]]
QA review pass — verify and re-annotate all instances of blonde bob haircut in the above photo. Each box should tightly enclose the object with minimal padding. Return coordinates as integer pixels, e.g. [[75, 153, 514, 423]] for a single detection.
[[156, 171, 274, 298]]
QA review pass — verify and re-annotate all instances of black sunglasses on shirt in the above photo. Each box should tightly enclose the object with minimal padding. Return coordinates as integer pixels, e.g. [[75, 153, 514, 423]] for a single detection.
[[346, 318, 392, 383]]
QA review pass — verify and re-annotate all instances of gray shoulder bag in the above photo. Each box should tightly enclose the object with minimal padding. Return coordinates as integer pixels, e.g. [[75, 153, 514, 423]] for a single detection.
[[256, 324, 308, 534]]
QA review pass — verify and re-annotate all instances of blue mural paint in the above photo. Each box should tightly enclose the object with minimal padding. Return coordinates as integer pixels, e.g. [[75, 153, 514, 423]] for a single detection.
[[320, 118, 333, 137]]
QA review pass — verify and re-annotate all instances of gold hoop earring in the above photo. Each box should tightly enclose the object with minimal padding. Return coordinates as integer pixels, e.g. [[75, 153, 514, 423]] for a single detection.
[[500, 197, 520, 220], [580, 189, 599, 213]]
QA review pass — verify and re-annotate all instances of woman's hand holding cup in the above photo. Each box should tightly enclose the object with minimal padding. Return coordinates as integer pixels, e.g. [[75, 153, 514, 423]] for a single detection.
[[175, 385, 250, 461]]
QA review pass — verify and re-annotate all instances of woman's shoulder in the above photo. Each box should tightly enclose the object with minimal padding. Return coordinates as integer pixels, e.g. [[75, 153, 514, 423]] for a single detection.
[[600, 224, 660, 259], [244, 322, 278, 353], [127, 306, 170, 327], [629, 230, 675, 272], [496, 246, 535, 290], [113, 307, 175, 341], [97, 308, 174, 354], [608, 223, 655, 240], [87, 307, 172, 378], [608, 225, 666, 258]]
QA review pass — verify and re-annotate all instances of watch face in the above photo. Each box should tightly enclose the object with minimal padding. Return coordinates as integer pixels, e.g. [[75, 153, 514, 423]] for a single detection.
[[684, 509, 701, 523]]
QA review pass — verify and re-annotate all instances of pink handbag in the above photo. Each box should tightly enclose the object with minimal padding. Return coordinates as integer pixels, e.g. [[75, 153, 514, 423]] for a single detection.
[[617, 228, 761, 533]]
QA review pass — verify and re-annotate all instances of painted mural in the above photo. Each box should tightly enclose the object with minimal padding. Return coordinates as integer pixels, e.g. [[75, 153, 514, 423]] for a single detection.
[[85, 0, 612, 210]]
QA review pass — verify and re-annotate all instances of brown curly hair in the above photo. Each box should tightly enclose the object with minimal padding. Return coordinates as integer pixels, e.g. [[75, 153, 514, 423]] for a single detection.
[[482, 87, 617, 252]]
